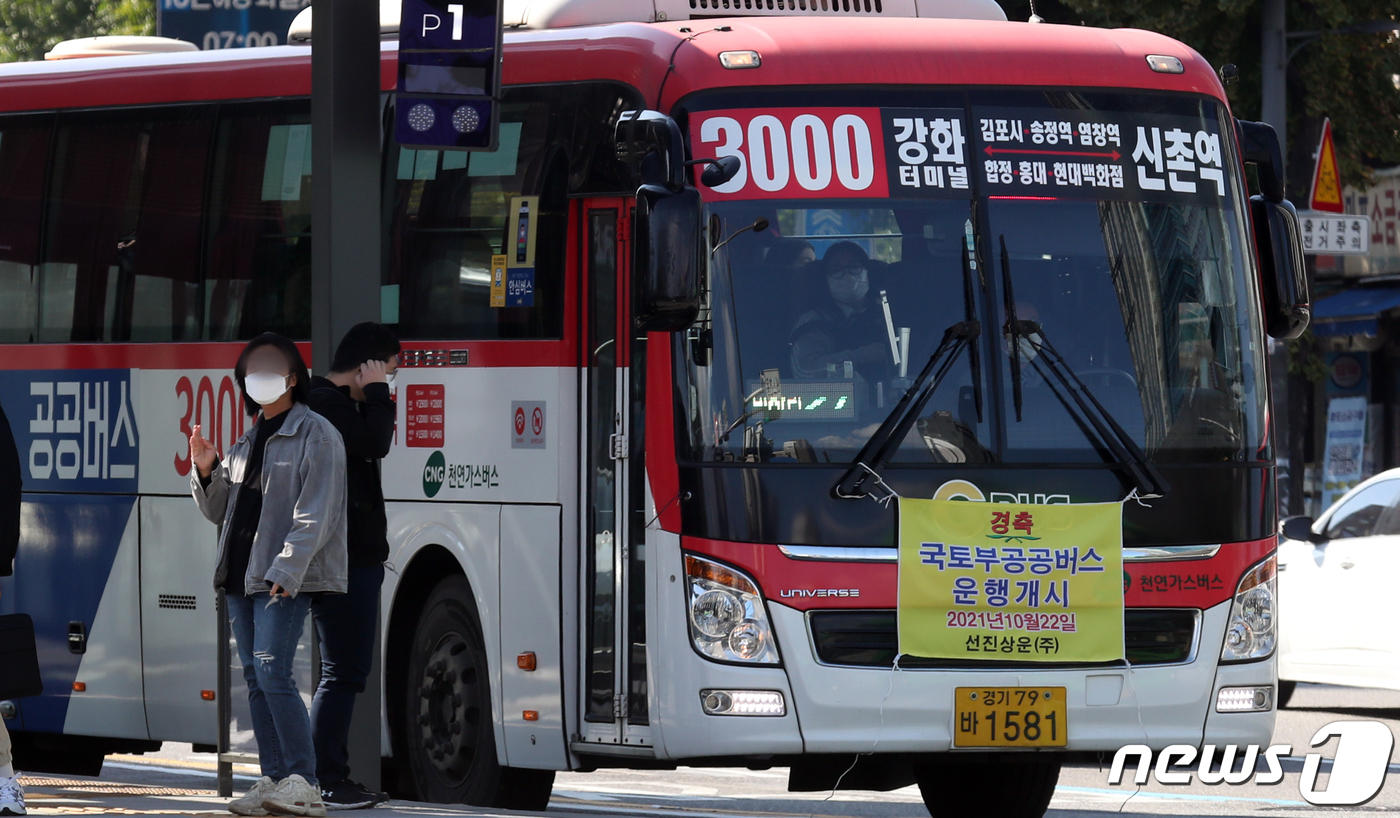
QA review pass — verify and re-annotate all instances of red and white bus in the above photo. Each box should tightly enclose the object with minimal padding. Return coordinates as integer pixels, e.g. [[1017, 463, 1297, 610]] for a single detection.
[[0, 1, 1307, 816]]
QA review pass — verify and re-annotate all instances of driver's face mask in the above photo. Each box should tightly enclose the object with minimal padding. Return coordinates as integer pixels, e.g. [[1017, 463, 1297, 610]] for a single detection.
[[827, 266, 869, 306], [1004, 330, 1044, 364], [1003, 330, 1045, 387]]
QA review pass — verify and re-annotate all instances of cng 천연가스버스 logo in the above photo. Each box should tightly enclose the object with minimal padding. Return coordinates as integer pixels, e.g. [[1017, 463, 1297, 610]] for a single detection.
[[423, 450, 446, 498]]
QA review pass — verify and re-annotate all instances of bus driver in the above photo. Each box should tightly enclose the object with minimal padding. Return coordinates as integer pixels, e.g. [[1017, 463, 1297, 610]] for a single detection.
[[789, 241, 895, 382]]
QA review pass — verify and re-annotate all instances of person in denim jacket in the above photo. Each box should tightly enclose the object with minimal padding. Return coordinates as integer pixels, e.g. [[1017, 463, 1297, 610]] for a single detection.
[[191, 333, 347, 817]]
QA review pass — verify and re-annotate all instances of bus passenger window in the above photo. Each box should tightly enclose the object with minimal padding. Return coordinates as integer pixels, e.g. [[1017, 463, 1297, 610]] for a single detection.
[[0, 117, 50, 343], [383, 83, 641, 342], [42, 108, 213, 343], [204, 102, 313, 341], [385, 98, 565, 341]]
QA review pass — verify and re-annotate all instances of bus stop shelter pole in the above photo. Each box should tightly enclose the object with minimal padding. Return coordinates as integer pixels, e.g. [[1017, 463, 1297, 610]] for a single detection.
[[311, 0, 383, 792], [216, 588, 232, 798], [311, 0, 382, 375]]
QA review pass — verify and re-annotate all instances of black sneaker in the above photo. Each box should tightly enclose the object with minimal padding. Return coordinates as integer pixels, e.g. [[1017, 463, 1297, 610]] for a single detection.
[[319, 781, 387, 811]]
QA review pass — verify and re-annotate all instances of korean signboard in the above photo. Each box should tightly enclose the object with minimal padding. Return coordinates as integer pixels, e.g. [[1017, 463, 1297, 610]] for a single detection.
[[404, 384, 445, 448], [1300, 212, 1371, 256], [692, 106, 1230, 206], [897, 498, 1124, 662], [493, 195, 537, 307], [1361, 173, 1399, 268], [396, 0, 502, 151], [1321, 396, 1368, 509], [1329, 168, 1400, 279], [158, 0, 308, 50]]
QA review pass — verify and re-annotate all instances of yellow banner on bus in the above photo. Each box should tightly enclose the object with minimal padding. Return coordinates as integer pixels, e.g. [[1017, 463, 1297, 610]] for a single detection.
[[897, 498, 1124, 663]]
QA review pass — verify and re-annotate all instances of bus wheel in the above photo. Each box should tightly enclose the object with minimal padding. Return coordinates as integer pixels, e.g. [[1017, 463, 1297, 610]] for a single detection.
[[404, 575, 554, 809], [1277, 680, 1296, 708], [914, 755, 1060, 818]]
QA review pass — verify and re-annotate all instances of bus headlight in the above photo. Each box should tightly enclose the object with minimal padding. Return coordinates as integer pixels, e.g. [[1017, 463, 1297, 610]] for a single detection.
[[1220, 555, 1276, 663], [685, 555, 780, 664]]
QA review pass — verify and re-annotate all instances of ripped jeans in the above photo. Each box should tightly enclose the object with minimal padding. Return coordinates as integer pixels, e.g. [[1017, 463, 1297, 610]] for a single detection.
[[228, 592, 317, 785]]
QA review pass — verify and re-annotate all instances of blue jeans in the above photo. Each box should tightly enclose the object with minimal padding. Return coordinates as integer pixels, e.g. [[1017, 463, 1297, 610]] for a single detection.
[[310, 563, 383, 787], [228, 592, 317, 785]]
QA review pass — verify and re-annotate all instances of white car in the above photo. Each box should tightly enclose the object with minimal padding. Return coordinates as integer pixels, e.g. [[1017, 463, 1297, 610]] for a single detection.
[[1277, 469, 1400, 706]]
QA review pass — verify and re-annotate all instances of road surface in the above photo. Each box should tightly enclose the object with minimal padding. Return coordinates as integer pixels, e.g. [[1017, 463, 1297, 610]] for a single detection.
[[16, 683, 1400, 816]]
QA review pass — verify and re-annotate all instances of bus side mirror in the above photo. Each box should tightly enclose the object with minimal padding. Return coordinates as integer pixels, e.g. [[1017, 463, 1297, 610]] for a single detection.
[[1252, 195, 1310, 339], [616, 110, 686, 192], [1235, 118, 1309, 339], [693, 155, 743, 188], [1236, 119, 1285, 204], [634, 184, 702, 332]]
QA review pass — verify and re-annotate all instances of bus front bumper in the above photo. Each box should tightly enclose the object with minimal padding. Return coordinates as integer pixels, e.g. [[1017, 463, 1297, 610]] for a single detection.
[[768, 601, 1275, 754]]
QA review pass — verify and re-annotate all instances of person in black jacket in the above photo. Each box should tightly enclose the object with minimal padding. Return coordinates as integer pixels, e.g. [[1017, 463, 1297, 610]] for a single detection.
[[0, 398, 25, 816], [306, 323, 399, 810]]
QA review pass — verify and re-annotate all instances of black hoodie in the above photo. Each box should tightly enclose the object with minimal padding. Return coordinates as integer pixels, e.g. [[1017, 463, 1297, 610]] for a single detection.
[[308, 376, 395, 566]]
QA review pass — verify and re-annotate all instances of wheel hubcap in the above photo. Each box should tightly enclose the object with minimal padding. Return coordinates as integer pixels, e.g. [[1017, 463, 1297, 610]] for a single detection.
[[416, 631, 480, 784]]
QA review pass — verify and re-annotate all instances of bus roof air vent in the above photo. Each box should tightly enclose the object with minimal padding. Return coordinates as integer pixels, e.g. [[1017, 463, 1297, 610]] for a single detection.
[[288, 0, 1004, 39], [44, 36, 198, 60], [508, 0, 1005, 28], [688, 0, 903, 15]]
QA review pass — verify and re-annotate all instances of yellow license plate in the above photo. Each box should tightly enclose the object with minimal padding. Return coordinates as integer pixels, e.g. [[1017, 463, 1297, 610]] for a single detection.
[[953, 687, 1067, 748]]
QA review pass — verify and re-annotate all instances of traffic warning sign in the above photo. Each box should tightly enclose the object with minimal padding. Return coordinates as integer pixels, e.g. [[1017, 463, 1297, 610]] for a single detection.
[[1309, 118, 1344, 214]]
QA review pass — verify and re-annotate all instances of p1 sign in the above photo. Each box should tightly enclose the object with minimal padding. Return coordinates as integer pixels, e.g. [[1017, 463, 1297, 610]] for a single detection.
[[397, 0, 502, 151]]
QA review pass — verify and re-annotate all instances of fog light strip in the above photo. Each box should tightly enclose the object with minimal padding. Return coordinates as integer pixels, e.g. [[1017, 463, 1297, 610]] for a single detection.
[[701, 689, 785, 716], [1216, 685, 1272, 712]]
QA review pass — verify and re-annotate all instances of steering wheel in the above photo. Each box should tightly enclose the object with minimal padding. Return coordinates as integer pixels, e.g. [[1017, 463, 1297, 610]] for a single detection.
[[1073, 368, 1137, 389]]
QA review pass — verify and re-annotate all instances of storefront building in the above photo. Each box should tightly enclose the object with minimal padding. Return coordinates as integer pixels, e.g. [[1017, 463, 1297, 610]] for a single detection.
[[1303, 166, 1400, 516]]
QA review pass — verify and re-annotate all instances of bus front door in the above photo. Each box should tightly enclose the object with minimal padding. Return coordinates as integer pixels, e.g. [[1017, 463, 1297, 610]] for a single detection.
[[579, 199, 650, 751]]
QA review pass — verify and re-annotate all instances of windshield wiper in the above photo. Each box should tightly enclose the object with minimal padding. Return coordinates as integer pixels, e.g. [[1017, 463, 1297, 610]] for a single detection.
[[1020, 326, 1171, 498], [833, 319, 980, 499], [999, 234, 1025, 421], [962, 223, 983, 424], [1025, 328, 1170, 497], [996, 234, 1168, 497], [833, 222, 986, 500]]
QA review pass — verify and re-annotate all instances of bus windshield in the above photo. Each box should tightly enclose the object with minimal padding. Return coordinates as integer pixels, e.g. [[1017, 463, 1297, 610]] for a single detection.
[[676, 92, 1266, 467]]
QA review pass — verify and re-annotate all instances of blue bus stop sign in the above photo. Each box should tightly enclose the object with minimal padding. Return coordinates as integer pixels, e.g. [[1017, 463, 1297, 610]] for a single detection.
[[396, 0, 503, 151], [157, 0, 309, 50]]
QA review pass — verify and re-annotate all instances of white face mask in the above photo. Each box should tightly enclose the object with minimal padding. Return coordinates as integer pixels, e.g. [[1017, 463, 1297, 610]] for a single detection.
[[244, 371, 291, 406], [1004, 331, 1044, 364], [383, 371, 397, 389], [828, 269, 869, 306]]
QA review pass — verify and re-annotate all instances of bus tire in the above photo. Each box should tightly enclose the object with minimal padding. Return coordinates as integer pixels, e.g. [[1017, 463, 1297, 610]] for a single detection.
[[914, 755, 1060, 818], [403, 575, 554, 809], [1276, 680, 1296, 708]]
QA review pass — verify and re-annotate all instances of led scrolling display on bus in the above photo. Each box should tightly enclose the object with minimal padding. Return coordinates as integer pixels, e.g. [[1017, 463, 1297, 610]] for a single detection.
[[745, 380, 857, 421], [692, 106, 1229, 204]]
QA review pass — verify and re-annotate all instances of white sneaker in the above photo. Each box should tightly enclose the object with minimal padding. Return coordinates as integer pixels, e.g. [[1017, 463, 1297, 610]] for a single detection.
[[0, 775, 25, 817], [260, 775, 326, 818], [228, 776, 276, 816]]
